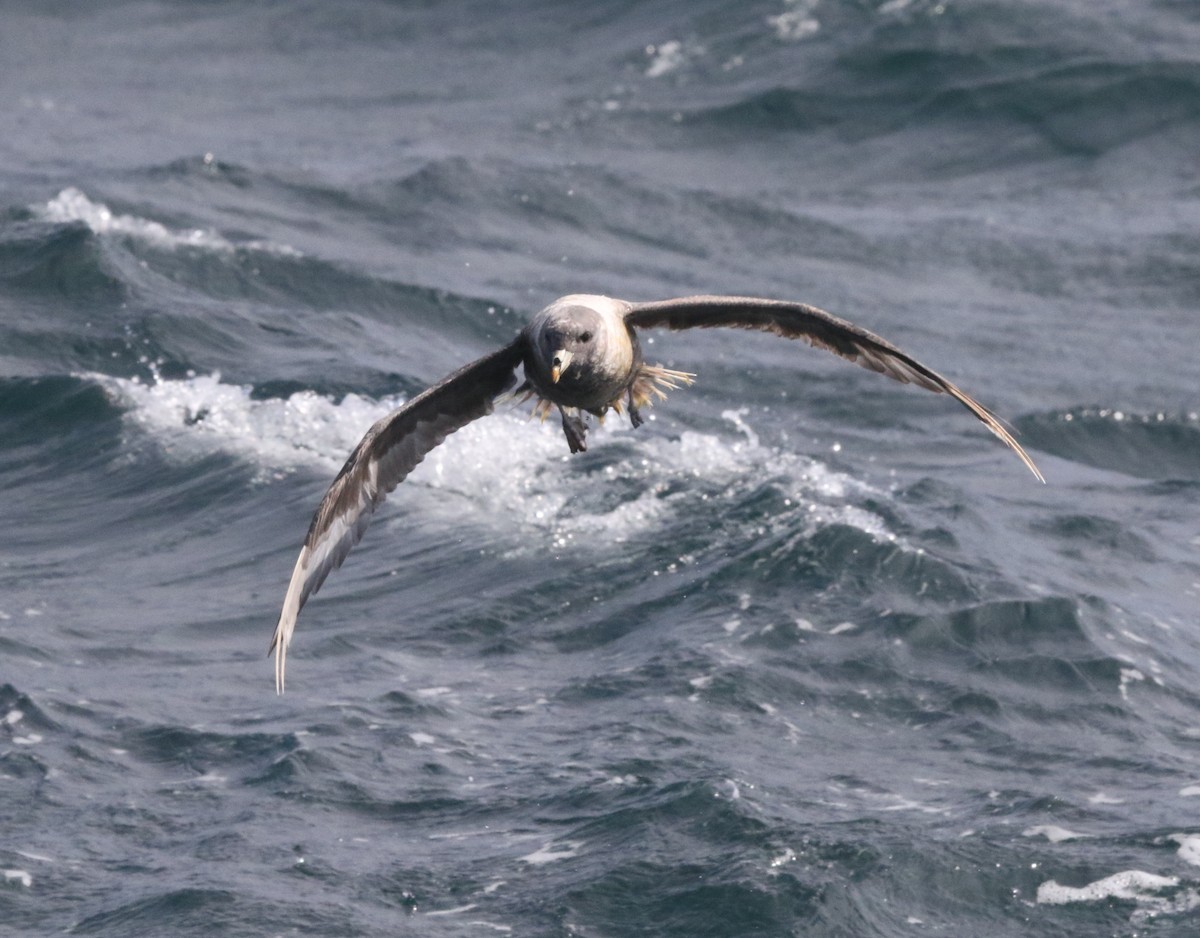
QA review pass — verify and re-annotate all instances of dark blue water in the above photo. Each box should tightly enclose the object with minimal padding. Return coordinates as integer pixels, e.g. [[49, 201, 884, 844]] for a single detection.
[[3, 1, 1200, 935]]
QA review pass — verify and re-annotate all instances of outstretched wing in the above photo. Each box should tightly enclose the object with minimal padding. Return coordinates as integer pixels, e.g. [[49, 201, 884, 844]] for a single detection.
[[270, 339, 526, 693], [624, 295, 1043, 482]]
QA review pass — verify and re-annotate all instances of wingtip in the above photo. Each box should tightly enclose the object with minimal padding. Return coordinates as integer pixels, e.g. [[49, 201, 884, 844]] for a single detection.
[[271, 546, 312, 695], [268, 613, 291, 694], [269, 629, 284, 694], [942, 381, 1044, 486], [998, 424, 1044, 485], [275, 641, 286, 695], [1000, 430, 1045, 485]]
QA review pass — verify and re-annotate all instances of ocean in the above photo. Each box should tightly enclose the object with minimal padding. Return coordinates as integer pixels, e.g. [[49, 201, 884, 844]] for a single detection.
[[2, 1, 1199, 935]]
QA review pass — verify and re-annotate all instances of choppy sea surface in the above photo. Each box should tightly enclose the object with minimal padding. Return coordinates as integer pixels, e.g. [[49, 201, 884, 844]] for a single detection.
[[2, 2, 1200, 935]]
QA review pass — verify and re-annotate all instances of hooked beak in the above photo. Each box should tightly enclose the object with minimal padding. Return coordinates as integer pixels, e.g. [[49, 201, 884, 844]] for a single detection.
[[550, 349, 573, 384]]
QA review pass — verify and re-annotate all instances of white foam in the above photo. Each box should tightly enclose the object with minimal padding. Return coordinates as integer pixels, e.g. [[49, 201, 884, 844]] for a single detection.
[[92, 371, 393, 477], [519, 841, 582, 865], [40, 187, 298, 256], [2, 869, 32, 888], [90, 371, 900, 547], [1170, 834, 1200, 867], [645, 40, 688, 77], [768, 0, 821, 41], [1119, 667, 1145, 699], [1038, 870, 1178, 904], [425, 904, 477, 917], [1036, 870, 1200, 921], [1023, 825, 1086, 844]]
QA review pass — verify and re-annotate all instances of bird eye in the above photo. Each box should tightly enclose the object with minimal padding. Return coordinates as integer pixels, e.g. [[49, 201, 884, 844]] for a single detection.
[[579, 331, 592, 342]]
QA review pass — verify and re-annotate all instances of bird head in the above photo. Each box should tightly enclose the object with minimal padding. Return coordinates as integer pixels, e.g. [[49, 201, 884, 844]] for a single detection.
[[535, 303, 605, 385]]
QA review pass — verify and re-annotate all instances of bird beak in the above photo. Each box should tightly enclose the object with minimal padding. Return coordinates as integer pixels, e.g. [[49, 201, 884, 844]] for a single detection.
[[550, 349, 573, 384]]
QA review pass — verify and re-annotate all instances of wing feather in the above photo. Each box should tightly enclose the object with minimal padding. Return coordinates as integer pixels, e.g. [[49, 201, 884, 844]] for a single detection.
[[269, 339, 526, 692], [624, 295, 1043, 482]]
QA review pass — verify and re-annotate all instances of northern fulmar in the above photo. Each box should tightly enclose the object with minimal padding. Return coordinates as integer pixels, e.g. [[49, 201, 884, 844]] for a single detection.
[[270, 294, 1043, 691]]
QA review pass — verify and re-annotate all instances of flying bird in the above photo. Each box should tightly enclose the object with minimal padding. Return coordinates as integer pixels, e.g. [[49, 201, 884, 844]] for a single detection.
[[269, 294, 1043, 692]]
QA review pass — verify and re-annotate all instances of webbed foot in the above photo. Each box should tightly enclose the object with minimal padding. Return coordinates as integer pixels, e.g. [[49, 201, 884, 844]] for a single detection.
[[559, 407, 589, 453], [627, 391, 644, 429]]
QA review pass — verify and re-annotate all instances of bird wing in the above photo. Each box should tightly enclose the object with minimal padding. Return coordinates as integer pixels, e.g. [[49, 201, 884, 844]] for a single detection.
[[623, 295, 1043, 482], [269, 339, 526, 692]]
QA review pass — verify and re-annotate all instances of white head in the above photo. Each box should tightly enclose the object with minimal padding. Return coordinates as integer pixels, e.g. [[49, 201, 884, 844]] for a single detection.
[[527, 294, 633, 387]]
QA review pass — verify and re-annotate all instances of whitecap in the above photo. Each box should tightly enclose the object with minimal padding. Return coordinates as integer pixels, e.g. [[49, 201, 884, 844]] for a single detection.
[[90, 370, 395, 477], [519, 841, 582, 865], [768, 0, 821, 41], [1037, 870, 1178, 904], [1036, 870, 1200, 921], [89, 371, 901, 548], [425, 904, 478, 917], [39, 187, 298, 256], [645, 40, 699, 78], [1170, 834, 1200, 867], [1119, 667, 1145, 699], [1023, 825, 1086, 843]]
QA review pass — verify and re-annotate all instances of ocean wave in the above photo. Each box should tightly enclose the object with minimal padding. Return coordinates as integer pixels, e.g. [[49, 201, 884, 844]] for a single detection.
[[0, 218, 127, 304], [86, 370, 901, 551], [38, 186, 300, 258], [89, 369, 394, 478], [629, 2, 1200, 166], [0, 375, 122, 450], [1018, 408, 1200, 481], [3, 2, 1199, 935], [380, 155, 871, 274], [671, 55, 1200, 151], [886, 596, 1091, 655], [69, 889, 243, 936], [0, 683, 60, 740], [1037, 869, 1200, 925]]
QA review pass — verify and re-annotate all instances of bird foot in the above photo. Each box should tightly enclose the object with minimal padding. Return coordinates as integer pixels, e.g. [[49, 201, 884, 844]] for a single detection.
[[559, 408, 589, 453], [628, 398, 644, 429]]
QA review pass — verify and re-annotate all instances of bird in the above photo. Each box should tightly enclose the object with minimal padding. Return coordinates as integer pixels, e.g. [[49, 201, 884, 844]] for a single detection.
[[269, 293, 1043, 692]]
